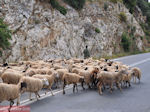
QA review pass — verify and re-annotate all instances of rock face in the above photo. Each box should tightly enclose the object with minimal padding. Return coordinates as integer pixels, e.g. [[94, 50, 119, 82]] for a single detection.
[[0, 0, 146, 62]]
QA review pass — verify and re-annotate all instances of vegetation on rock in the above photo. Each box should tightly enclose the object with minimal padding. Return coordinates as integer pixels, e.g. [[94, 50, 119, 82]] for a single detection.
[[50, 0, 67, 15], [118, 12, 127, 22], [64, 0, 85, 10], [0, 18, 11, 56]]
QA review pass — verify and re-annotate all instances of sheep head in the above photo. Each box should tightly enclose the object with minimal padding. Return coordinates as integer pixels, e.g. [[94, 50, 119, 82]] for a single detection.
[[119, 70, 128, 75], [20, 82, 27, 93], [42, 79, 49, 86]]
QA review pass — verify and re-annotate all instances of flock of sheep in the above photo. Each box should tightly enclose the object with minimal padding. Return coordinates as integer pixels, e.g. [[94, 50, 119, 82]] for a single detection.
[[0, 58, 141, 109]]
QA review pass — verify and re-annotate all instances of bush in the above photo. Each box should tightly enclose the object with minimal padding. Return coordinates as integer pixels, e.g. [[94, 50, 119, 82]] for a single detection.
[[121, 32, 131, 52], [104, 2, 108, 11], [50, 0, 67, 15], [137, 0, 150, 23], [123, 0, 137, 13], [0, 18, 11, 55], [95, 28, 100, 33], [110, 0, 122, 3], [64, 0, 85, 10], [118, 12, 127, 22]]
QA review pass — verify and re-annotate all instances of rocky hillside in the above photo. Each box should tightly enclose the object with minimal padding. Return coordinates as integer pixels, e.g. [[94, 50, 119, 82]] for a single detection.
[[0, 0, 147, 63]]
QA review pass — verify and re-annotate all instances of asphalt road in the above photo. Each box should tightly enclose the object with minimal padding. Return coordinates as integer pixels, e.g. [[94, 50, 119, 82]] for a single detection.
[[1, 53, 150, 112]]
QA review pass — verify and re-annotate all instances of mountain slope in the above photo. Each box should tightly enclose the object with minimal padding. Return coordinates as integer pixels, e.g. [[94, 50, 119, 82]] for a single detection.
[[0, 0, 146, 62]]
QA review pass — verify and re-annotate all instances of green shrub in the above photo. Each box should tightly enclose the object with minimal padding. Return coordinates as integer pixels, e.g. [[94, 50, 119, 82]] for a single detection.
[[118, 12, 127, 22], [64, 0, 85, 10], [104, 2, 108, 11], [95, 28, 100, 33], [50, 0, 67, 15], [121, 32, 131, 52], [0, 18, 11, 55], [137, 0, 150, 25], [110, 0, 122, 3], [130, 26, 136, 35], [123, 0, 137, 13]]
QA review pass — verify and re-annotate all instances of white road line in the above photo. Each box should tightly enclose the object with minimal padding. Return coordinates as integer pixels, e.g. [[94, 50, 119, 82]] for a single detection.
[[20, 86, 73, 106], [129, 58, 150, 67], [112, 53, 150, 61]]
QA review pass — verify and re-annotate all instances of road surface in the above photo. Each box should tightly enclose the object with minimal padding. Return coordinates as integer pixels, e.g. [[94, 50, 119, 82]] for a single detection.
[[1, 53, 150, 112]]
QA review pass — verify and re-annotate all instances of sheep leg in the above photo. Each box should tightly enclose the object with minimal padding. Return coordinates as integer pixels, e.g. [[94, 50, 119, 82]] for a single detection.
[[9, 100, 14, 112], [109, 83, 113, 94], [128, 81, 131, 87], [88, 83, 91, 89], [98, 83, 103, 95], [49, 88, 54, 96], [138, 78, 140, 83], [73, 84, 75, 93], [125, 81, 127, 87], [103, 84, 106, 90], [29, 92, 33, 100], [16, 94, 20, 106], [134, 77, 136, 84], [76, 84, 78, 92], [120, 82, 123, 88], [133, 76, 134, 82], [35, 93, 38, 100], [81, 82, 85, 90], [63, 84, 66, 94], [36, 92, 40, 98], [35, 92, 40, 100], [117, 83, 122, 92]]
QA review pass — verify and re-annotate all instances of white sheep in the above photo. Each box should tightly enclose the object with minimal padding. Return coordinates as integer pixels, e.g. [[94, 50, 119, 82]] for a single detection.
[[97, 70, 126, 95], [1, 70, 24, 84], [32, 74, 56, 96], [62, 73, 84, 94], [0, 82, 27, 110], [19, 76, 49, 100]]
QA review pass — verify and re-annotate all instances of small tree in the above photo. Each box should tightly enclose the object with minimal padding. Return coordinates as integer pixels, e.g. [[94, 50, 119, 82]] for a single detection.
[[64, 0, 85, 10], [121, 32, 131, 52], [104, 2, 108, 11], [118, 12, 127, 22], [50, 0, 67, 15], [123, 0, 137, 13], [0, 18, 11, 56]]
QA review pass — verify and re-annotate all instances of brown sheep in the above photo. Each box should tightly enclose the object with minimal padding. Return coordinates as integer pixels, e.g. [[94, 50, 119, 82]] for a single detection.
[[131, 67, 141, 83], [97, 70, 126, 95], [62, 73, 84, 94]]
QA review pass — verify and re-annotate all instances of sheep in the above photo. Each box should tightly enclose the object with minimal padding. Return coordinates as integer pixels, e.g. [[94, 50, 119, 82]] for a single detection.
[[0, 82, 27, 110], [53, 64, 63, 70], [24, 67, 53, 76], [19, 76, 49, 100], [97, 70, 127, 95], [56, 69, 68, 81], [62, 73, 84, 94], [78, 67, 99, 89], [122, 71, 132, 87], [32, 74, 56, 95], [73, 59, 84, 64], [1, 70, 24, 84], [131, 67, 141, 83]]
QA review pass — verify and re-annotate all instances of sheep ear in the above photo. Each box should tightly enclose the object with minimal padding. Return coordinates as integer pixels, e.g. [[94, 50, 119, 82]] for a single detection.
[[84, 67, 88, 70], [81, 60, 84, 63]]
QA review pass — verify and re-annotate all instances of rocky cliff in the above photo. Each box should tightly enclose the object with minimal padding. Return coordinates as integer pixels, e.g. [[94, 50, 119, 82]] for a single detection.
[[0, 0, 146, 62]]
